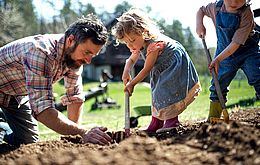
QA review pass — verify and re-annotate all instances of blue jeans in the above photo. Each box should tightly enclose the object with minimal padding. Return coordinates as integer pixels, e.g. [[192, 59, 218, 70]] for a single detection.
[[210, 51, 260, 101]]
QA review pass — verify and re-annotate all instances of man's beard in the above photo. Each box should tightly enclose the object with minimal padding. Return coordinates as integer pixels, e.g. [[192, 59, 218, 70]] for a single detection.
[[63, 44, 86, 70]]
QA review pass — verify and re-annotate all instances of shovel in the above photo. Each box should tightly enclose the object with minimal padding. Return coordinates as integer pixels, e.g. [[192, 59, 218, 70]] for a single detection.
[[201, 38, 230, 124], [105, 92, 131, 143], [105, 92, 130, 143], [124, 92, 131, 137]]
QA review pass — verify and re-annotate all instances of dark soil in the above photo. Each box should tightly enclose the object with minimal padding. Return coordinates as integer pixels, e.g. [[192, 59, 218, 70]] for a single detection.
[[0, 108, 259, 165]]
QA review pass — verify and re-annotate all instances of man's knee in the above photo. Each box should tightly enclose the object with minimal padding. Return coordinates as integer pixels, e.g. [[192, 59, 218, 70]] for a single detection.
[[17, 133, 39, 145], [0, 121, 39, 146], [5, 132, 39, 146]]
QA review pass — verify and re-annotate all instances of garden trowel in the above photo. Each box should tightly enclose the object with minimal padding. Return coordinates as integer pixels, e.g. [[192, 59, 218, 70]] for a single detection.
[[201, 38, 230, 124]]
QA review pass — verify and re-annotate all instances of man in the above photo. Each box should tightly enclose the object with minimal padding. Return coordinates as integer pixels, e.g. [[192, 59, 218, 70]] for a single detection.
[[0, 14, 112, 146]]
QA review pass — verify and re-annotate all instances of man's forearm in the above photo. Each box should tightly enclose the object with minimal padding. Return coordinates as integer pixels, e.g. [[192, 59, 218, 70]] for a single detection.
[[67, 102, 84, 124], [36, 108, 86, 136]]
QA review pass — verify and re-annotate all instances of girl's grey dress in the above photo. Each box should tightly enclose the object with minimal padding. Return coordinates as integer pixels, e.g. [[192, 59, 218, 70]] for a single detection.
[[139, 34, 201, 120]]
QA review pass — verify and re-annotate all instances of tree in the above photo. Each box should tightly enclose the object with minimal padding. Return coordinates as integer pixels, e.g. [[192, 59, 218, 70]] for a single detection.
[[114, 1, 132, 14], [3, 0, 38, 35], [183, 27, 196, 54], [60, 0, 78, 26], [0, 2, 26, 46], [158, 19, 185, 44], [80, 3, 96, 15], [19, 0, 38, 35]]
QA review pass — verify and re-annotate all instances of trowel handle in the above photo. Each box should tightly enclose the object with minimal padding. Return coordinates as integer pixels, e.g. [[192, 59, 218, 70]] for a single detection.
[[125, 92, 130, 136], [201, 38, 226, 110]]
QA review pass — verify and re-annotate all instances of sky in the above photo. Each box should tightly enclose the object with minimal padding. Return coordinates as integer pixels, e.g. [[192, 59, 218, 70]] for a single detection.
[[33, 0, 260, 47]]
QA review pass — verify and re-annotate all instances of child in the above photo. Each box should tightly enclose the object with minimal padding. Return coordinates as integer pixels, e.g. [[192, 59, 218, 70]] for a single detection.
[[196, 0, 260, 120], [112, 8, 201, 133]]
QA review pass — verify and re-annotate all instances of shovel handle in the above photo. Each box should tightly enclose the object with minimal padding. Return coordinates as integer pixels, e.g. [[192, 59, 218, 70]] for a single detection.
[[201, 38, 226, 110], [125, 92, 130, 136]]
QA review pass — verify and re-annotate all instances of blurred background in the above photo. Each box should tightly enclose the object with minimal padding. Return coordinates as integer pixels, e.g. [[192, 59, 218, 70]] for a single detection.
[[1, 0, 259, 82]]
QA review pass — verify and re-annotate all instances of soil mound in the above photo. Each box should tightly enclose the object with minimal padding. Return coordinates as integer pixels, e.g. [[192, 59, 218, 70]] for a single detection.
[[0, 108, 259, 165]]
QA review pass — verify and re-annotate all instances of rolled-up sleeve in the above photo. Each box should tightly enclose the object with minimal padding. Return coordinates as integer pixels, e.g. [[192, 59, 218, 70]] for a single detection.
[[60, 66, 84, 106]]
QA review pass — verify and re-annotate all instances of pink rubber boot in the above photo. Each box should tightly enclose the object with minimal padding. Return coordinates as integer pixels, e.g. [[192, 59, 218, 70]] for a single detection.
[[156, 116, 180, 133], [144, 116, 164, 133]]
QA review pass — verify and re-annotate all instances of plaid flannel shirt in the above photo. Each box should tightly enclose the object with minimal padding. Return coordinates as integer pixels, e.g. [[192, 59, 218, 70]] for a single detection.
[[0, 34, 84, 116]]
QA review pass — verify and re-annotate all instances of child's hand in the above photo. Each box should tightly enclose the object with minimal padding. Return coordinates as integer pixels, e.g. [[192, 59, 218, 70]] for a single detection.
[[122, 72, 132, 86], [209, 58, 220, 76], [196, 24, 206, 38], [124, 82, 134, 96]]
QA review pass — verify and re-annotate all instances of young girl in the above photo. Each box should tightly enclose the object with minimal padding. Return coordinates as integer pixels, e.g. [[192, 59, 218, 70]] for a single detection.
[[112, 8, 201, 133], [196, 0, 260, 120]]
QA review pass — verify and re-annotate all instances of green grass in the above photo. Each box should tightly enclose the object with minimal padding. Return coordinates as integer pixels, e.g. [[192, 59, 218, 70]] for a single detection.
[[38, 77, 258, 140]]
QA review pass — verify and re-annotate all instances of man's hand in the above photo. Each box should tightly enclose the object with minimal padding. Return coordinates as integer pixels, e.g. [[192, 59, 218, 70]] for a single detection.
[[81, 127, 112, 145]]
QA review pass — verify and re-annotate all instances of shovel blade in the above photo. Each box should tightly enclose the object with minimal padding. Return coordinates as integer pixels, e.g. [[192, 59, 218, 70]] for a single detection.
[[222, 109, 229, 123], [209, 108, 231, 124], [209, 117, 233, 124]]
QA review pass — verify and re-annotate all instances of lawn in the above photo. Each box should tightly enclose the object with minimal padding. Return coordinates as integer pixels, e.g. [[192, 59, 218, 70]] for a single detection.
[[39, 77, 258, 140]]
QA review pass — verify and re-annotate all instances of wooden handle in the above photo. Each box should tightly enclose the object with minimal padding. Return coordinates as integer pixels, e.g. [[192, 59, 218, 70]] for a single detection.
[[201, 38, 226, 110]]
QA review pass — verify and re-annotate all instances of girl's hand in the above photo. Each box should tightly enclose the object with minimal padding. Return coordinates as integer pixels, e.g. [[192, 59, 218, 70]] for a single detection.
[[124, 82, 134, 96], [122, 72, 132, 86], [209, 58, 220, 76]]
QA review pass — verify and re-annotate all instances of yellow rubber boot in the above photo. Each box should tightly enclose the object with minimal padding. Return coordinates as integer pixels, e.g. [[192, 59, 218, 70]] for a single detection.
[[207, 101, 222, 121]]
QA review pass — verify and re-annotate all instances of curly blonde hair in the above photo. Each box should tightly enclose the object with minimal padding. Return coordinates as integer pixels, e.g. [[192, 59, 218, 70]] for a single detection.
[[111, 8, 160, 43]]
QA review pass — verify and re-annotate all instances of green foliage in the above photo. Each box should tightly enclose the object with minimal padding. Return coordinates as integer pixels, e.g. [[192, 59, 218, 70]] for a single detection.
[[60, 0, 78, 26], [17, 0, 38, 35], [114, 1, 132, 14], [183, 27, 196, 55], [83, 4, 96, 15], [0, 4, 25, 46], [0, 0, 39, 46]]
